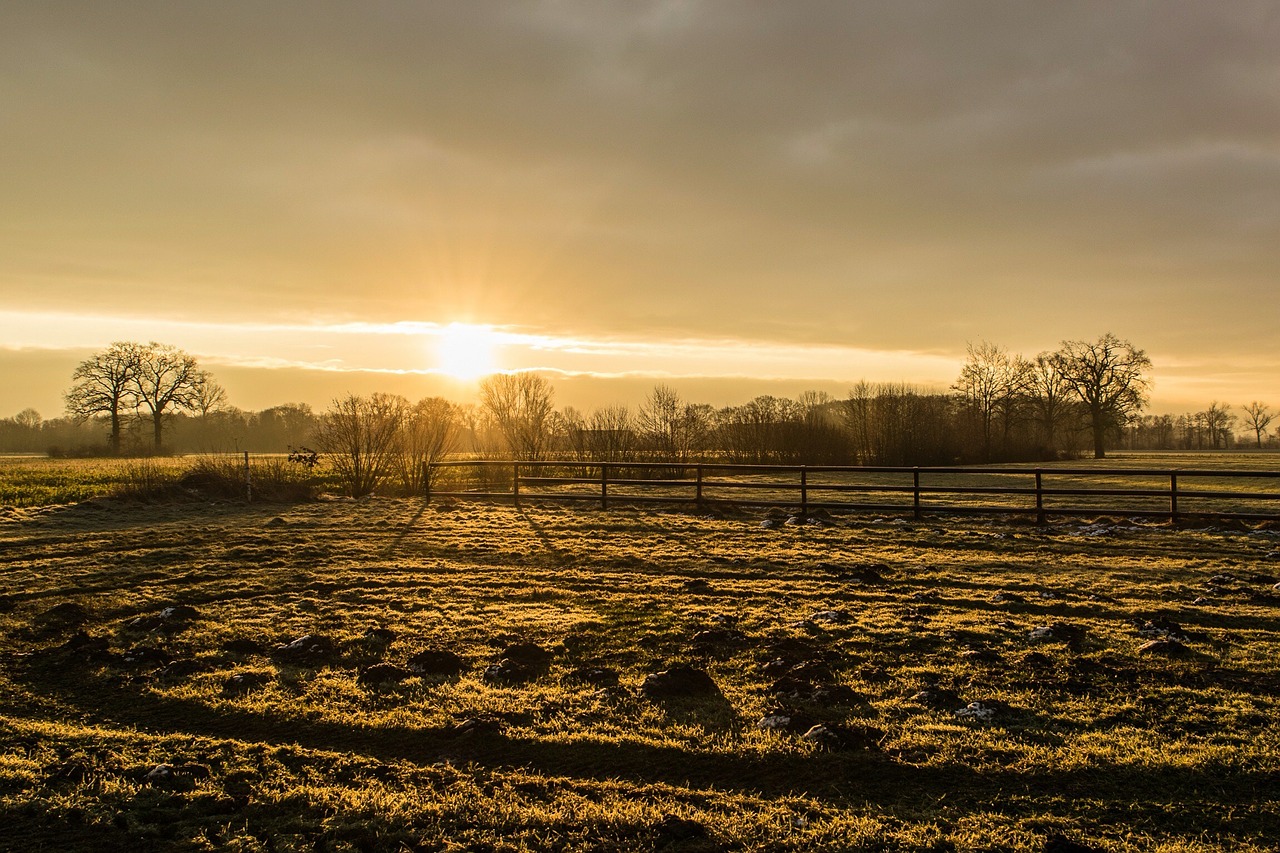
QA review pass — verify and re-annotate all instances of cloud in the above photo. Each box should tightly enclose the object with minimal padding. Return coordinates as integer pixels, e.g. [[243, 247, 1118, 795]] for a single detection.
[[2, 2, 1278, 385]]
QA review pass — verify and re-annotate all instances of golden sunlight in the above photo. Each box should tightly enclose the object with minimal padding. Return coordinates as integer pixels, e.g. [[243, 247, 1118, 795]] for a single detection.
[[435, 323, 499, 380]]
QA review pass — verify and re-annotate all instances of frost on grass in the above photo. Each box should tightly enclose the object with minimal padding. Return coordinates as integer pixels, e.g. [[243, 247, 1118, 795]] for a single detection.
[[0, 499, 1278, 851]]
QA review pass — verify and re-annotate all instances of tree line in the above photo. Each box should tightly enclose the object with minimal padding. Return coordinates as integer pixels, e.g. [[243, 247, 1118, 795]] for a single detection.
[[2, 334, 1277, 479]]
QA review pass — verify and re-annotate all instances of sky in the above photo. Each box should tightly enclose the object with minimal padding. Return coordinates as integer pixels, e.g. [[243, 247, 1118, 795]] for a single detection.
[[2, 1, 1278, 419]]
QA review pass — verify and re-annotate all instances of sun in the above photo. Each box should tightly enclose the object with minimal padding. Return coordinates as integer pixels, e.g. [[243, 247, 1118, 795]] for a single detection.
[[435, 323, 499, 380]]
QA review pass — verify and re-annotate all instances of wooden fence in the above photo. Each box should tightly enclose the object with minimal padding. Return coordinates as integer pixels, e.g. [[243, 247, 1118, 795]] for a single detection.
[[425, 460, 1280, 523]]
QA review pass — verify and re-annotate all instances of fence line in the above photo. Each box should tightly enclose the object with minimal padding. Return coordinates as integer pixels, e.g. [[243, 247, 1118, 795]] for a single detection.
[[424, 460, 1280, 523]]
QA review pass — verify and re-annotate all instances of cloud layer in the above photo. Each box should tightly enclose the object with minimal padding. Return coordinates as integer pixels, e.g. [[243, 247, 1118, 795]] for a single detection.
[[2, 2, 1278, 403]]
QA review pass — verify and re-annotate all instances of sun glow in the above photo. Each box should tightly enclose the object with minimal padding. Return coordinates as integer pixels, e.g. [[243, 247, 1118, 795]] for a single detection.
[[435, 323, 499, 380]]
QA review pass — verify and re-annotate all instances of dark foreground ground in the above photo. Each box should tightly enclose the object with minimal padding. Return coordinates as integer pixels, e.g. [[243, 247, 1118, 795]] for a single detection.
[[1, 497, 1278, 851]]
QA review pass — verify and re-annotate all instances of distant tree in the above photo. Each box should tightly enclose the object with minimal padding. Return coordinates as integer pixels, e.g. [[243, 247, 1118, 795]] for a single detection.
[[64, 341, 142, 455], [396, 396, 459, 493], [1130, 413, 1175, 451], [478, 373, 556, 460], [574, 404, 636, 462], [0, 409, 44, 453], [191, 375, 228, 417], [1028, 352, 1075, 457], [254, 403, 316, 451], [1054, 334, 1152, 459], [952, 341, 1032, 461], [132, 342, 209, 451], [716, 395, 805, 463], [14, 408, 42, 432], [1242, 402, 1274, 448], [636, 384, 711, 463], [1200, 401, 1236, 450], [840, 382, 957, 465], [315, 393, 406, 497], [842, 381, 875, 463], [792, 391, 847, 464]]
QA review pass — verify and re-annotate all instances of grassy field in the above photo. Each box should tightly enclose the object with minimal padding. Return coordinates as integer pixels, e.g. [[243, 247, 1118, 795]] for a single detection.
[[0, 455, 324, 508], [433, 453, 1280, 520], [1, 494, 1278, 851]]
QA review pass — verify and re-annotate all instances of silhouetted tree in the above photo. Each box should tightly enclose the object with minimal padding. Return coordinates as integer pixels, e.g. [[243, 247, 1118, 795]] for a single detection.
[[1028, 352, 1076, 457], [568, 404, 637, 462], [1242, 402, 1274, 448], [64, 341, 141, 455], [1199, 401, 1236, 450], [254, 403, 317, 451], [840, 382, 956, 465], [315, 393, 406, 496], [397, 396, 459, 493], [953, 341, 1032, 461], [191, 375, 228, 417], [132, 342, 209, 451], [1054, 334, 1152, 459], [636, 384, 709, 462], [0, 409, 44, 453], [479, 373, 555, 460], [716, 395, 799, 463]]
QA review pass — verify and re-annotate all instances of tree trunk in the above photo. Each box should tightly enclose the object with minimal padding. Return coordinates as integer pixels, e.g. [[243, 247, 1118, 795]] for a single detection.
[[153, 410, 164, 452], [110, 408, 122, 456], [1092, 425, 1106, 458]]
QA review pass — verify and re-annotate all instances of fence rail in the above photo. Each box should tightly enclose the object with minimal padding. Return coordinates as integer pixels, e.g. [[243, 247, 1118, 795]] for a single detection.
[[425, 460, 1280, 522]]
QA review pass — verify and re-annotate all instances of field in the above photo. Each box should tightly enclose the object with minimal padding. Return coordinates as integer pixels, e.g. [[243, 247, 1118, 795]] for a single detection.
[[434, 455, 1280, 522], [0, 456, 324, 508], [2, 491, 1279, 850]]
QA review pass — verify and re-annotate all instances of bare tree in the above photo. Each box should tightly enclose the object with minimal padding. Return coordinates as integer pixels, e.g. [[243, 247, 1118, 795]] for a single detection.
[[792, 391, 846, 464], [132, 343, 209, 452], [191, 374, 228, 417], [842, 381, 875, 464], [636, 384, 709, 462], [64, 341, 142, 455], [478, 373, 556, 460], [315, 393, 406, 496], [583, 404, 637, 462], [14, 408, 42, 431], [1054, 334, 1152, 459], [952, 341, 1032, 461], [716, 395, 800, 463], [1201, 401, 1236, 450], [1242, 402, 1274, 448], [397, 396, 459, 493], [1027, 352, 1075, 457]]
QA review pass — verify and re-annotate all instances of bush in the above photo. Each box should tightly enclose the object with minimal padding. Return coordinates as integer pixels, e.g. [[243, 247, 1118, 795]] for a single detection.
[[113, 460, 183, 501], [180, 455, 319, 501]]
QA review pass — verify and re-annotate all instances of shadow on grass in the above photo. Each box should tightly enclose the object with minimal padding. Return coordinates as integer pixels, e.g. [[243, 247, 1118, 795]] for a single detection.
[[7, 661, 1275, 838]]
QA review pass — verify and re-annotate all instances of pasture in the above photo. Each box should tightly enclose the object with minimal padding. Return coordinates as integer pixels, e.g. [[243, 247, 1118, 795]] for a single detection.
[[1, 490, 1278, 850]]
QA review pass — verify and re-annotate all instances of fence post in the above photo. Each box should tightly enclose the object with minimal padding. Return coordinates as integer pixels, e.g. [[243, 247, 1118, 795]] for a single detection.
[[244, 451, 252, 502], [1035, 469, 1045, 524], [513, 463, 521, 508], [1170, 472, 1178, 523], [696, 465, 704, 508], [601, 463, 609, 510], [912, 468, 921, 520], [800, 466, 808, 518], [423, 461, 431, 502]]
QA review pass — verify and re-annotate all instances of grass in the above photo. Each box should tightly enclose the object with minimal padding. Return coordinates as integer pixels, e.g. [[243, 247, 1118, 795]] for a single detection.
[[0, 455, 326, 507], [1, 494, 1279, 851], [433, 452, 1280, 520]]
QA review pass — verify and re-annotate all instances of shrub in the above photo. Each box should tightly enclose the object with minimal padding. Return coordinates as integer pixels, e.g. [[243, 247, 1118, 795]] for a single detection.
[[113, 460, 183, 501]]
